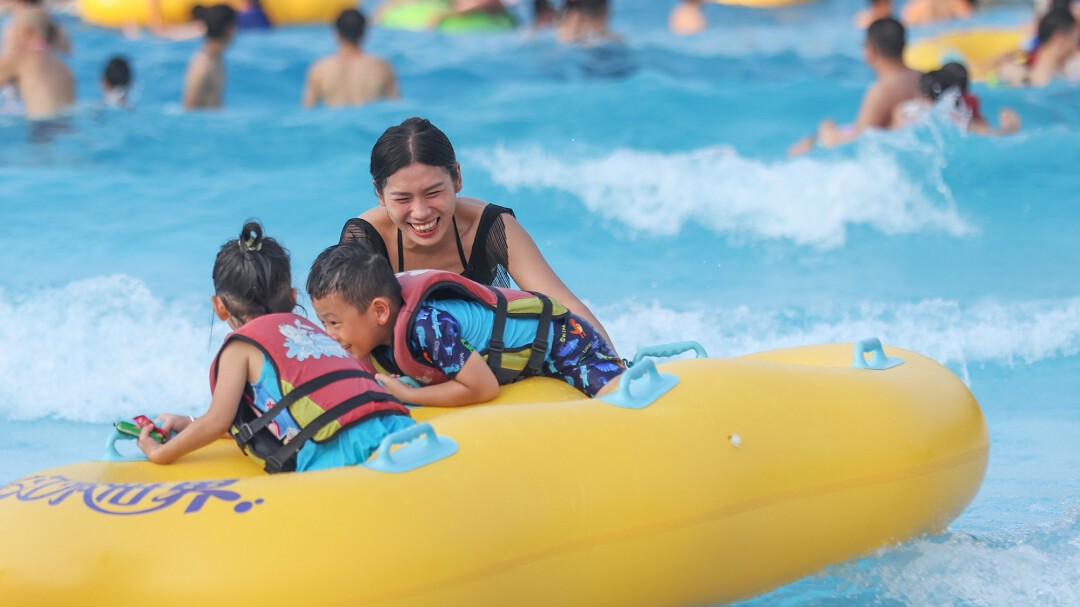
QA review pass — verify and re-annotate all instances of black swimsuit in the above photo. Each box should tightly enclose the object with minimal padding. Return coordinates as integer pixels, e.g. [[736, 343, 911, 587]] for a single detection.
[[338, 204, 516, 288]]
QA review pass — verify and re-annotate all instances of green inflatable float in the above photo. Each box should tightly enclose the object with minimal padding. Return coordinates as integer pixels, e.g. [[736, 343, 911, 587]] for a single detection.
[[378, 0, 516, 33]]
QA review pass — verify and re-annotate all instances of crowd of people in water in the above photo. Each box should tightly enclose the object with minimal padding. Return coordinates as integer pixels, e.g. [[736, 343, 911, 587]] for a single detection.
[[0, 0, 1076, 139]]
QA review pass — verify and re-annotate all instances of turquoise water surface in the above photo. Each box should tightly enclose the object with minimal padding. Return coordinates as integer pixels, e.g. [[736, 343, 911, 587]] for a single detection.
[[1, 0, 1078, 604]]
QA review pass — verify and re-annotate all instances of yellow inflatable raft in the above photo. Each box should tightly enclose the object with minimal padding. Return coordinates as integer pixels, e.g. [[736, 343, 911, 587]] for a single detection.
[[905, 28, 1025, 82], [77, 0, 357, 28], [0, 340, 988, 606]]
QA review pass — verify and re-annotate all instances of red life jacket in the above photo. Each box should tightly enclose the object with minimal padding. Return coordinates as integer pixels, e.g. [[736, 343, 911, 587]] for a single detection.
[[374, 270, 568, 386], [211, 313, 410, 473]]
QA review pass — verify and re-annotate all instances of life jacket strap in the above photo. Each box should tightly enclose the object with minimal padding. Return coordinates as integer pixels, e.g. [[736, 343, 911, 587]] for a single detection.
[[485, 288, 509, 372], [233, 368, 374, 448], [524, 292, 554, 377], [263, 392, 402, 474]]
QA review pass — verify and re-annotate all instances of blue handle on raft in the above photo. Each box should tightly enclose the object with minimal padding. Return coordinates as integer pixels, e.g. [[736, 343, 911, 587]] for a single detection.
[[102, 428, 149, 462], [631, 340, 708, 366], [363, 422, 458, 473], [851, 337, 904, 370], [600, 358, 679, 410]]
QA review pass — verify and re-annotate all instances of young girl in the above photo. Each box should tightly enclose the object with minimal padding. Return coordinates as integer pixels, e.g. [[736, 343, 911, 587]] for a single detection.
[[137, 221, 413, 473]]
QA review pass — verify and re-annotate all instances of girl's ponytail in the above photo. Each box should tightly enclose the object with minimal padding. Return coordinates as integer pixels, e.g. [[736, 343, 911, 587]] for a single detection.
[[213, 220, 294, 324]]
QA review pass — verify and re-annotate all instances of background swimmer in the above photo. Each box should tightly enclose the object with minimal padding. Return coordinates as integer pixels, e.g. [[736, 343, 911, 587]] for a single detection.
[[182, 3, 236, 110], [302, 8, 399, 109], [0, 7, 73, 120]]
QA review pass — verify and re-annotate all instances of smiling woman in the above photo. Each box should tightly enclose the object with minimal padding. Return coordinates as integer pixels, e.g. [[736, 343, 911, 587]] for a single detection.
[[338, 116, 615, 347]]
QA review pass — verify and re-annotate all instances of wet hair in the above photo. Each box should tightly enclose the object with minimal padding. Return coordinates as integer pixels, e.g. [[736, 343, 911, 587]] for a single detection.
[[564, 0, 609, 17], [534, 0, 555, 18], [213, 220, 294, 322], [920, 62, 969, 100], [103, 56, 132, 89], [307, 241, 402, 314], [193, 4, 238, 41], [866, 17, 906, 59], [335, 8, 366, 45], [370, 117, 458, 195], [1037, 8, 1077, 47]]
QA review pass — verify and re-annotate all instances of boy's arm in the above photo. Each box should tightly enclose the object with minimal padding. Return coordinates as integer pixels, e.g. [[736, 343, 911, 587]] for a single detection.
[[378, 351, 499, 407]]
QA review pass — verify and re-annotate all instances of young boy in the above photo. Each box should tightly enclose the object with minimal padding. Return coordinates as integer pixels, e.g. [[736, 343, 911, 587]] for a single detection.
[[102, 55, 132, 108], [308, 242, 624, 407]]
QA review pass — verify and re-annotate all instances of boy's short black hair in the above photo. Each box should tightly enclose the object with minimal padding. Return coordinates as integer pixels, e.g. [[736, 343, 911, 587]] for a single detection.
[[307, 241, 401, 314], [103, 56, 132, 88], [335, 8, 366, 45], [866, 17, 906, 59]]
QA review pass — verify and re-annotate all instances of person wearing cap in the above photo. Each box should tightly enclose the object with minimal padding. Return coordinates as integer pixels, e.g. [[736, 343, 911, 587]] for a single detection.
[[302, 8, 398, 109]]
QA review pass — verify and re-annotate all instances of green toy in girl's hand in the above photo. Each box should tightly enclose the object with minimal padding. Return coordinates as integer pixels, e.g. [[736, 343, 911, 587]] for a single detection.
[[115, 416, 166, 443]]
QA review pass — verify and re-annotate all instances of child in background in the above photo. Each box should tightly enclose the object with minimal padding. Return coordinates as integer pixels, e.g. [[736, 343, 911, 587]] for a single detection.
[[895, 62, 1021, 135], [182, 3, 236, 109], [102, 55, 132, 108], [308, 241, 624, 408], [137, 221, 413, 473], [669, 0, 706, 36]]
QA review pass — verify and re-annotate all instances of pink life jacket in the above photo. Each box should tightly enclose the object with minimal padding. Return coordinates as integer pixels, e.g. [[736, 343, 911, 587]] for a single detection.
[[211, 313, 409, 473]]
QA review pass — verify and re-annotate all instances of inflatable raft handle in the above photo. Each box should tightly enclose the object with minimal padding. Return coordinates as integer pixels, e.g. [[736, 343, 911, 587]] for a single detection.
[[363, 422, 458, 473], [102, 428, 149, 462], [851, 338, 904, 370], [600, 359, 680, 409], [631, 341, 708, 366]]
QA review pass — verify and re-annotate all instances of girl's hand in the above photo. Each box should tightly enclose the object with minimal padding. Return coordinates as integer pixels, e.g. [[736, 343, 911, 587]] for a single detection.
[[156, 413, 194, 437], [136, 425, 166, 463]]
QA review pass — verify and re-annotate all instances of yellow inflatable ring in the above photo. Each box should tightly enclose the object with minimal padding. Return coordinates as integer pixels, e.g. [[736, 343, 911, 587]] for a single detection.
[[77, 0, 358, 28], [0, 342, 988, 606], [905, 28, 1026, 82]]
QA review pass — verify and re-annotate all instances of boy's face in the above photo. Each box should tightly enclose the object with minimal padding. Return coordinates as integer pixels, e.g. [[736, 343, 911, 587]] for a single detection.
[[312, 293, 385, 360]]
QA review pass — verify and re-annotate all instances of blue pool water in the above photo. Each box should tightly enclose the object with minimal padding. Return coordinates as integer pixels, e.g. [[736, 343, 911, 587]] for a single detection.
[[1, 0, 1078, 604]]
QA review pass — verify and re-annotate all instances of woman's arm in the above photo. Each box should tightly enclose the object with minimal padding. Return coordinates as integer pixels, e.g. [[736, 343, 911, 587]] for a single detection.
[[503, 215, 616, 347], [138, 342, 253, 464], [377, 352, 499, 407]]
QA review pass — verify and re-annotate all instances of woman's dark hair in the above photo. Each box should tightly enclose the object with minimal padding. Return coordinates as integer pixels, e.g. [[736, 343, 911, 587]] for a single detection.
[[370, 117, 458, 194], [193, 4, 238, 40], [1038, 8, 1077, 47], [213, 220, 294, 323], [920, 61, 969, 99], [307, 241, 402, 313]]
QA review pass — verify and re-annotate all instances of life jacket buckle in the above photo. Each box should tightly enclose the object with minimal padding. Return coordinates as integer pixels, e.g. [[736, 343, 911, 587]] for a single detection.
[[236, 423, 255, 443], [264, 454, 285, 474]]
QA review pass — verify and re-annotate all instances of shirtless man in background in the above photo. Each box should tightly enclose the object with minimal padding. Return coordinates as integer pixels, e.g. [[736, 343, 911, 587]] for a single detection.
[[789, 17, 922, 155], [0, 7, 73, 120], [302, 8, 399, 109]]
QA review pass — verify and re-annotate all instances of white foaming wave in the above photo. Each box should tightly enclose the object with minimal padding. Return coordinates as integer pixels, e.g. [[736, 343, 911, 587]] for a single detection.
[[473, 144, 974, 249], [0, 275, 220, 423], [600, 297, 1080, 381], [871, 509, 1080, 607]]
